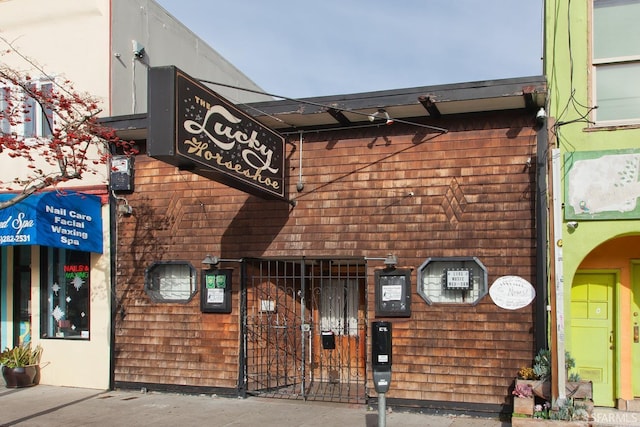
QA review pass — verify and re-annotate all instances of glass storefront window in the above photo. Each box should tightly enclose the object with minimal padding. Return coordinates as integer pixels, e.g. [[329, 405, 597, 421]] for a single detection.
[[40, 247, 91, 339]]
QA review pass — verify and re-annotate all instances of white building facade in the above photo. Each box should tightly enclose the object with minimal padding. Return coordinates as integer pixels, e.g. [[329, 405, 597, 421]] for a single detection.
[[0, 0, 268, 389]]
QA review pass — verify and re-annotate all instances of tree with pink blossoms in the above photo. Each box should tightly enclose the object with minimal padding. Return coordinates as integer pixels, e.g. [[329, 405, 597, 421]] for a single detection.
[[0, 37, 135, 210]]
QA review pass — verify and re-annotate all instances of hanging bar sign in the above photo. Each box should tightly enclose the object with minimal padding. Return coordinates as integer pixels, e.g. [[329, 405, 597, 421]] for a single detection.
[[148, 66, 287, 201]]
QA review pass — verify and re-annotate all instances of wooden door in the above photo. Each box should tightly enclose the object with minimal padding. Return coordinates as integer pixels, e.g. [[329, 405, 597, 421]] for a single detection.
[[571, 272, 616, 406], [631, 264, 640, 397]]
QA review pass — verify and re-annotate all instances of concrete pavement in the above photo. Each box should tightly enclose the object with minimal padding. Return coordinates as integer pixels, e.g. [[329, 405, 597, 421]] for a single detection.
[[0, 385, 509, 427]]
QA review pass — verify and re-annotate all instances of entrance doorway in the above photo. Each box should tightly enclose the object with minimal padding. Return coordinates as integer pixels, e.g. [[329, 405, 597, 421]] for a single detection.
[[631, 264, 640, 398], [244, 258, 367, 403], [571, 272, 616, 406], [13, 246, 32, 346]]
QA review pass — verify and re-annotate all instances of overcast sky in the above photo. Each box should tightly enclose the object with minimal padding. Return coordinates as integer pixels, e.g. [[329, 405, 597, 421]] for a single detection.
[[156, 1, 544, 99]]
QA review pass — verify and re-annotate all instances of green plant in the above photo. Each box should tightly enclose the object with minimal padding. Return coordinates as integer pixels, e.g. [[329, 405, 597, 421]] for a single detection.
[[532, 349, 579, 381], [533, 349, 551, 380], [568, 372, 582, 382], [549, 398, 589, 421], [0, 343, 43, 368], [534, 402, 551, 419]]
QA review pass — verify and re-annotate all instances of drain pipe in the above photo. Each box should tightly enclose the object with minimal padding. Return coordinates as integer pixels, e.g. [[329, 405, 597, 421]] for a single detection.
[[296, 132, 304, 192], [299, 259, 306, 396]]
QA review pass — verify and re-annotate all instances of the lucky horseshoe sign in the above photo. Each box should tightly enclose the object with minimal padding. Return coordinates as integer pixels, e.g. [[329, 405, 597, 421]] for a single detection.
[[148, 66, 286, 201]]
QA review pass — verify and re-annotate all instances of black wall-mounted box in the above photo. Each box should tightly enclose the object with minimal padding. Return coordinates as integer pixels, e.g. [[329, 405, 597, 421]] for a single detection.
[[200, 269, 232, 313], [374, 268, 411, 317]]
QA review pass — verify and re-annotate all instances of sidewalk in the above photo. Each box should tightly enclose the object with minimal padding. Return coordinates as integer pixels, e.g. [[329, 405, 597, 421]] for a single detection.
[[0, 385, 508, 427]]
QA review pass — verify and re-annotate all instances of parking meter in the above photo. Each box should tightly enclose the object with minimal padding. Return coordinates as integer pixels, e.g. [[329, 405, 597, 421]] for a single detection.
[[372, 321, 392, 393]]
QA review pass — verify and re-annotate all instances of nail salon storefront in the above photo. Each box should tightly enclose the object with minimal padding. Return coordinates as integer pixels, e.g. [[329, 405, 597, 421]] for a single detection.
[[0, 190, 112, 389], [105, 68, 548, 416]]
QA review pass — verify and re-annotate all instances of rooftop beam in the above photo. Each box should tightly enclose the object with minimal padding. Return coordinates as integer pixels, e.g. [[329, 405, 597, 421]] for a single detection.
[[418, 96, 441, 118]]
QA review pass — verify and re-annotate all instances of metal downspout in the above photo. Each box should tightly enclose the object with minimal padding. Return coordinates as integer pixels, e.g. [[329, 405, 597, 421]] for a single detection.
[[300, 258, 306, 398], [108, 191, 118, 390], [238, 259, 248, 398], [535, 117, 549, 353]]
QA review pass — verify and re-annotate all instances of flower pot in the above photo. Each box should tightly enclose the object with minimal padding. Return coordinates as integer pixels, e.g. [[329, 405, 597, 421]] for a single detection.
[[2, 365, 38, 388], [516, 378, 551, 400], [512, 418, 589, 427], [514, 396, 535, 415]]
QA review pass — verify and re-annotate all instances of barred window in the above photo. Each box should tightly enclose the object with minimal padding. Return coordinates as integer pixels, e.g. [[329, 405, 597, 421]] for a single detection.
[[144, 261, 197, 303]]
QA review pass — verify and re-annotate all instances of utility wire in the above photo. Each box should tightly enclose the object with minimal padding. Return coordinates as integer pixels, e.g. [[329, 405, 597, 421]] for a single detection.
[[196, 78, 449, 134]]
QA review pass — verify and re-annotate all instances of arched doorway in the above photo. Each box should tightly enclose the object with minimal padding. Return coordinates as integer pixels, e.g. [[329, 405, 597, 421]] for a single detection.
[[572, 235, 640, 408]]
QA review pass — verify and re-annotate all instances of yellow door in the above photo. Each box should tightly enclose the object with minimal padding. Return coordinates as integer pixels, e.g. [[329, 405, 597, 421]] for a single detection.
[[571, 272, 616, 406], [632, 265, 640, 397]]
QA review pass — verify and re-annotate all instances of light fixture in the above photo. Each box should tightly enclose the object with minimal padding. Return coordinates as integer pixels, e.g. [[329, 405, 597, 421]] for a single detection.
[[115, 196, 133, 216], [365, 253, 399, 269], [202, 254, 219, 268], [368, 108, 394, 125], [383, 253, 398, 268], [202, 255, 243, 269]]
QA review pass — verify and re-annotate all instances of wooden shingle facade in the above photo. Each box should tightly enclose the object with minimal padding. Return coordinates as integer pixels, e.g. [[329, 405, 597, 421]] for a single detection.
[[108, 75, 547, 415]]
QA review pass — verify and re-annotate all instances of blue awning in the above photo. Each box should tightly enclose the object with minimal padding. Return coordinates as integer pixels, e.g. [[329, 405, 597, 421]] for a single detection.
[[0, 191, 103, 253]]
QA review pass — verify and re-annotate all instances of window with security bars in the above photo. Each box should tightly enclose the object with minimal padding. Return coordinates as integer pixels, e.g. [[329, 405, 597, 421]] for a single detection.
[[593, 0, 640, 124], [144, 261, 197, 302]]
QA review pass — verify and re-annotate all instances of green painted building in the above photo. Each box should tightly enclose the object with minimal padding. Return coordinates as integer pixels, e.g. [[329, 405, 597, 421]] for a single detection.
[[544, 0, 640, 409]]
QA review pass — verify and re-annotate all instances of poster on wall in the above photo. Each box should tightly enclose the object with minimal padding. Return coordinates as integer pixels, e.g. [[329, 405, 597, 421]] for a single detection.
[[566, 149, 640, 220]]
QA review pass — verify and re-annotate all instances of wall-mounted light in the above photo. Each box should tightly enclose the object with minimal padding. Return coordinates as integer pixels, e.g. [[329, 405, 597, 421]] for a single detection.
[[202, 254, 243, 269], [115, 196, 133, 216], [383, 254, 398, 268], [536, 107, 547, 126], [567, 221, 579, 231], [366, 253, 399, 269], [202, 254, 220, 268]]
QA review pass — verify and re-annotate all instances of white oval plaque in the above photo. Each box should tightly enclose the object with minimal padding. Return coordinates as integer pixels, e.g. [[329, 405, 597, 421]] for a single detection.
[[489, 276, 536, 310]]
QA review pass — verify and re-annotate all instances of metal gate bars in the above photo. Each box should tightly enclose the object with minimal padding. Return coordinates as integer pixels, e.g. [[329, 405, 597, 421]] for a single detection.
[[243, 258, 367, 403]]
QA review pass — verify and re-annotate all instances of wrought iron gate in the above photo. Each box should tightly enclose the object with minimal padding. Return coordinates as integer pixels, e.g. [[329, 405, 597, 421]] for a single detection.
[[243, 258, 367, 403]]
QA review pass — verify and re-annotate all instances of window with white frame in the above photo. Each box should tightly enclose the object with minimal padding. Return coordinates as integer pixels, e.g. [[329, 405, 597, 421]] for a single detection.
[[593, 0, 640, 124], [0, 80, 55, 139], [144, 261, 197, 303], [1, 87, 11, 135]]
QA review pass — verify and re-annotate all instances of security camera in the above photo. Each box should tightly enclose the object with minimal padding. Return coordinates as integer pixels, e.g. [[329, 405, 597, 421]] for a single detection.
[[567, 221, 578, 230], [536, 107, 547, 124], [132, 40, 145, 59]]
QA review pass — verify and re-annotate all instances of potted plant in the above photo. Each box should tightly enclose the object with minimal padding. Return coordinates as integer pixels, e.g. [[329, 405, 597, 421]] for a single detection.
[[0, 342, 43, 388], [512, 349, 593, 426]]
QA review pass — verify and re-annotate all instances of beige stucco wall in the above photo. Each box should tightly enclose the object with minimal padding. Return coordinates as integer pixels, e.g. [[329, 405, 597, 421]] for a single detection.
[[0, 0, 111, 191], [26, 203, 111, 390], [1, 0, 268, 390], [0, 0, 111, 100]]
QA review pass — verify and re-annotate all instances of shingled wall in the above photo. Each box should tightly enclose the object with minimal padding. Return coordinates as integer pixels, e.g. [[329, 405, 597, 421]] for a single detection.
[[114, 109, 537, 409]]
